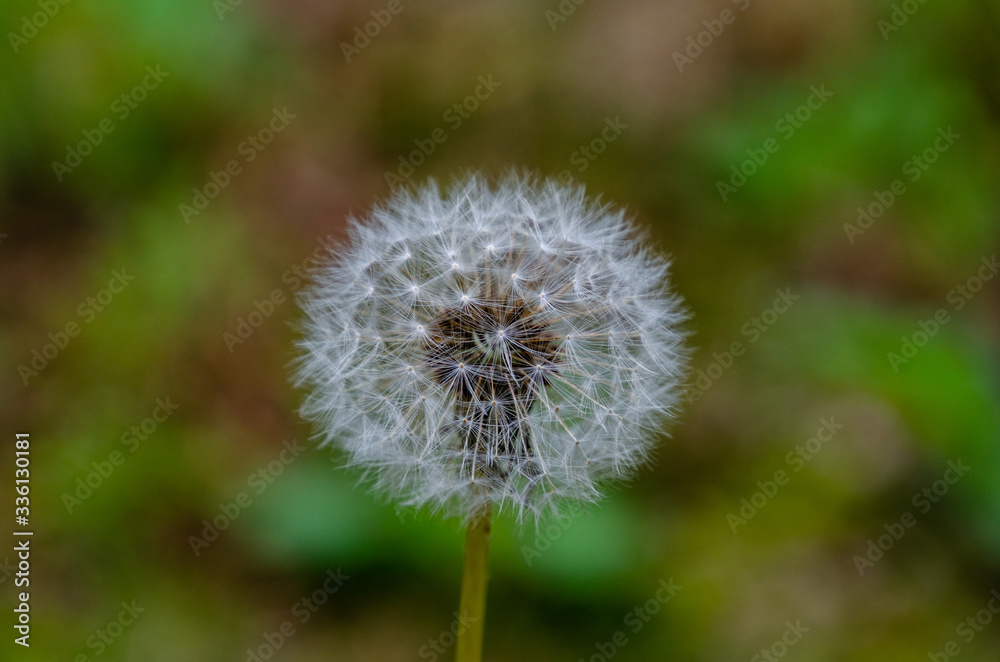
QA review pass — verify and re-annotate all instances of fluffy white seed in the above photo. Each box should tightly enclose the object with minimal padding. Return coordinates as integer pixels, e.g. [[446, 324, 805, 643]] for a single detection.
[[293, 174, 687, 521]]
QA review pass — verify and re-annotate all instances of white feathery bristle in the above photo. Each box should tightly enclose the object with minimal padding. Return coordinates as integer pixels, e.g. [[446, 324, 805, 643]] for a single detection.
[[293, 173, 688, 522]]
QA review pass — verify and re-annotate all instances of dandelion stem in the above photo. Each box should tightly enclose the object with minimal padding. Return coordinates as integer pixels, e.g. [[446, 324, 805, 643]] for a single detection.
[[455, 502, 490, 662]]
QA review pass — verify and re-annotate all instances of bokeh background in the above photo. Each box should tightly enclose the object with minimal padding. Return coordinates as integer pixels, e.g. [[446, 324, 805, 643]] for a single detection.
[[2, 0, 1000, 660]]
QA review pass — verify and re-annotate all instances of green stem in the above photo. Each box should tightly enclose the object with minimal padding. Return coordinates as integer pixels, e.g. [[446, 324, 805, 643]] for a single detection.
[[455, 503, 491, 662]]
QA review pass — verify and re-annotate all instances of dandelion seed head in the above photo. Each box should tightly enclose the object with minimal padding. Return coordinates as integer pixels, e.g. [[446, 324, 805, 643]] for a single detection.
[[294, 174, 688, 522]]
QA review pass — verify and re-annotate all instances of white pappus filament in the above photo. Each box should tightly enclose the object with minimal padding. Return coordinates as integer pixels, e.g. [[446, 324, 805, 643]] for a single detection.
[[294, 174, 688, 521]]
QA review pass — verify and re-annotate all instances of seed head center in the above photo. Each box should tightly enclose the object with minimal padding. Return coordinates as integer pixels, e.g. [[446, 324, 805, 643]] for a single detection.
[[426, 299, 558, 393]]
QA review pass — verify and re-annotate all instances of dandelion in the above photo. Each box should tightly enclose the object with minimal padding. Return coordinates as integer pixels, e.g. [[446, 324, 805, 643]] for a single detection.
[[293, 173, 687, 661]]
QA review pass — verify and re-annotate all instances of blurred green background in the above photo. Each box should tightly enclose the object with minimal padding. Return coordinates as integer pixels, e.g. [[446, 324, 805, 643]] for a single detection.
[[2, 0, 999, 660]]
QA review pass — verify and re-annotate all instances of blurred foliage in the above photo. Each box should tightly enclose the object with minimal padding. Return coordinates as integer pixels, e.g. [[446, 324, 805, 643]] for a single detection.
[[1, 0, 999, 660]]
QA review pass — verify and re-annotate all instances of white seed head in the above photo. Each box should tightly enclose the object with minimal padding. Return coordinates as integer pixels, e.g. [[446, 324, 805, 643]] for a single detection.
[[294, 174, 688, 522]]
